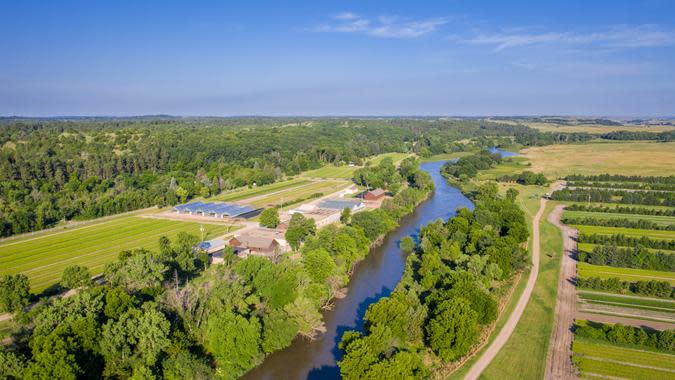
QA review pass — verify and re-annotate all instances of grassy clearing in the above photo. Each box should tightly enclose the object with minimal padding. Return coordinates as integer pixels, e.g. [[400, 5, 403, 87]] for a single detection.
[[574, 355, 674, 379], [211, 179, 311, 201], [578, 292, 675, 312], [477, 186, 562, 380], [300, 165, 357, 179], [574, 225, 675, 240], [523, 141, 675, 178], [573, 338, 675, 371], [0, 216, 232, 292], [577, 262, 675, 285], [476, 157, 531, 181], [564, 210, 675, 226], [248, 181, 349, 208], [366, 152, 413, 166]]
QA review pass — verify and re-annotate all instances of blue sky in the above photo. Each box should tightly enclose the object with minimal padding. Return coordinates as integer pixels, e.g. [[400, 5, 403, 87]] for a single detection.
[[1, 0, 674, 116]]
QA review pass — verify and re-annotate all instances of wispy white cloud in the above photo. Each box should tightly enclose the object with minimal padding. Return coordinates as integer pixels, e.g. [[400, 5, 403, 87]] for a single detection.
[[452, 25, 675, 51], [315, 12, 447, 38]]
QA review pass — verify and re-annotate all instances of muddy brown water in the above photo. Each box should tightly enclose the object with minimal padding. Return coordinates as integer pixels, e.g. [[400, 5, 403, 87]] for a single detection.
[[242, 160, 474, 380]]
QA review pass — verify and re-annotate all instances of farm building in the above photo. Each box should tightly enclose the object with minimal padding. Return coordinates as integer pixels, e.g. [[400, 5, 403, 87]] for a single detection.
[[363, 188, 386, 200], [228, 228, 290, 258], [173, 201, 261, 219], [318, 198, 365, 212]]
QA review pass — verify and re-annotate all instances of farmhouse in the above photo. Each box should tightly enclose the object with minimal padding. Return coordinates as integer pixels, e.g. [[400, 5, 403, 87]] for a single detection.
[[173, 201, 261, 219], [228, 228, 290, 258], [363, 188, 386, 201]]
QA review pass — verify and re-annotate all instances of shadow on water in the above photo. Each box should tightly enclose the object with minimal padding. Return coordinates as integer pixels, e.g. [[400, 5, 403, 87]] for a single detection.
[[242, 160, 474, 380], [307, 286, 392, 380]]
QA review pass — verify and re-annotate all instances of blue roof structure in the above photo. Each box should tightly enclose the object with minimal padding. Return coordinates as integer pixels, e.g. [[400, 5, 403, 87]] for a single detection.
[[318, 198, 364, 210], [173, 201, 256, 217]]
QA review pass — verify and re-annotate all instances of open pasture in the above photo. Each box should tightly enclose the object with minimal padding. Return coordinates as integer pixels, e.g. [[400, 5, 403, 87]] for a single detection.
[[248, 180, 350, 208], [523, 141, 675, 178], [301, 165, 358, 179], [211, 179, 311, 201], [577, 262, 675, 285], [0, 216, 231, 292], [366, 152, 413, 166]]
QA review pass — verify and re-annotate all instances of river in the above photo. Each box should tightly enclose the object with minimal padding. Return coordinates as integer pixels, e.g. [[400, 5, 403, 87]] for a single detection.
[[242, 160, 474, 380]]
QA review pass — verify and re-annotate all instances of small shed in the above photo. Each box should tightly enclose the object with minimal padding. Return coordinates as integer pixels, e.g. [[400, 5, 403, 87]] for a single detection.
[[363, 188, 386, 201]]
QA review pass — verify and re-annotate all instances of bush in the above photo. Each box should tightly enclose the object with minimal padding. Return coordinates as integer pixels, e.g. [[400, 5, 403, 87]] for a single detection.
[[61, 265, 92, 289]]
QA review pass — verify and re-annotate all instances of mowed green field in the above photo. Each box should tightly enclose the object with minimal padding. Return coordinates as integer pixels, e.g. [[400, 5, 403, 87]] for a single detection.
[[301, 165, 358, 179], [0, 216, 231, 292], [367, 152, 413, 165], [574, 225, 675, 240], [572, 338, 675, 379], [211, 179, 311, 201], [577, 262, 675, 285], [564, 210, 675, 227], [249, 180, 350, 208]]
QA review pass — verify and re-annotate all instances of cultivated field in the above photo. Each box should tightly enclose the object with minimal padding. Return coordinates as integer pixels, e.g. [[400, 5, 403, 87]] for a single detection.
[[564, 210, 675, 227], [574, 225, 675, 240], [247, 180, 350, 208], [301, 165, 358, 179], [577, 262, 675, 285], [0, 216, 232, 292], [523, 141, 675, 177], [525, 121, 674, 134], [211, 178, 311, 201], [572, 338, 675, 379]]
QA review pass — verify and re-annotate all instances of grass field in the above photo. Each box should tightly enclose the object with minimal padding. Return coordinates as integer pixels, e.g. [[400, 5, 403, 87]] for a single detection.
[[211, 179, 311, 201], [300, 165, 358, 179], [366, 152, 412, 165], [564, 202, 675, 211], [476, 157, 531, 181], [577, 262, 675, 285], [248, 180, 349, 208], [0, 216, 233, 292], [563, 210, 675, 227], [523, 141, 675, 177], [525, 121, 674, 134], [476, 186, 563, 379], [574, 225, 675, 240], [578, 292, 675, 313], [573, 338, 675, 379]]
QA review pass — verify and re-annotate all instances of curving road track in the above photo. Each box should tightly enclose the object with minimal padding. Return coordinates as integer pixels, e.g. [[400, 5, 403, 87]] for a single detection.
[[464, 198, 547, 380]]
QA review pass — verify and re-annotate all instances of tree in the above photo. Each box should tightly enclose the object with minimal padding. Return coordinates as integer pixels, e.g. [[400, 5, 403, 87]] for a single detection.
[[506, 187, 519, 201], [206, 311, 262, 379], [285, 213, 317, 250], [259, 208, 280, 228], [162, 351, 213, 380], [0, 349, 26, 379], [302, 249, 337, 284], [175, 186, 188, 203], [399, 236, 416, 254], [61, 265, 92, 289], [340, 207, 351, 224], [103, 249, 167, 292], [0, 274, 30, 313], [425, 298, 479, 362], [261, 310, 299, 353]]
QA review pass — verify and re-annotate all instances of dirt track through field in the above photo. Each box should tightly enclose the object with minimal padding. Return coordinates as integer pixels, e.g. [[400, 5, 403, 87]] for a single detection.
[[464, 198, 546, 380], [545, 204, 579, 380]]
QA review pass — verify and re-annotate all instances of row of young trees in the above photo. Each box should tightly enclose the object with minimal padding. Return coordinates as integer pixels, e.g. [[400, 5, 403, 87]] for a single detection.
[[337, 183, 528, 378], [576, 277, 674, 299], [562, 217, 675, 231], [578, 244, 675, 271], [551, 188, 675, 206], [578, 234, 675, 251], [566, 204, 675, 217], [575, 322, 674, 352], [566, 181, 675, 191], [566, 173, 675, 184]]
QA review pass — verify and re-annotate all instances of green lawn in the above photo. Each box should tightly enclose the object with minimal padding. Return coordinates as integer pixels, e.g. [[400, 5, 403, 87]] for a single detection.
[[577, 262, 675, 285], [574, 225, 675, 240], [211, 179, 311, 201], [300, 165, 358, 179], [578, 292, 675, 313], [0, 216, 233, 292], [564, 210, 675, 227], [572, 339, 675, 379]]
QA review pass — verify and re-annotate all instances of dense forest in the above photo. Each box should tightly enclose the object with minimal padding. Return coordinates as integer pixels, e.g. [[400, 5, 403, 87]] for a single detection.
[[0, 117, 555, 237], [337, 183, 528, 378], [0, 158, 435, 379]]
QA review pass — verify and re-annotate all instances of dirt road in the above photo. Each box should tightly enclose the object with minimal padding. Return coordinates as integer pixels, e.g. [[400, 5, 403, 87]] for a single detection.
[[544, 205, 578, 380], [464, 198, 547, 380]]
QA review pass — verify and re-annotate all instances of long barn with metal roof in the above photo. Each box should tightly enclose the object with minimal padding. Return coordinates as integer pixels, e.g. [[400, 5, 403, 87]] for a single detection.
[[173, 201, 260, 218]]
